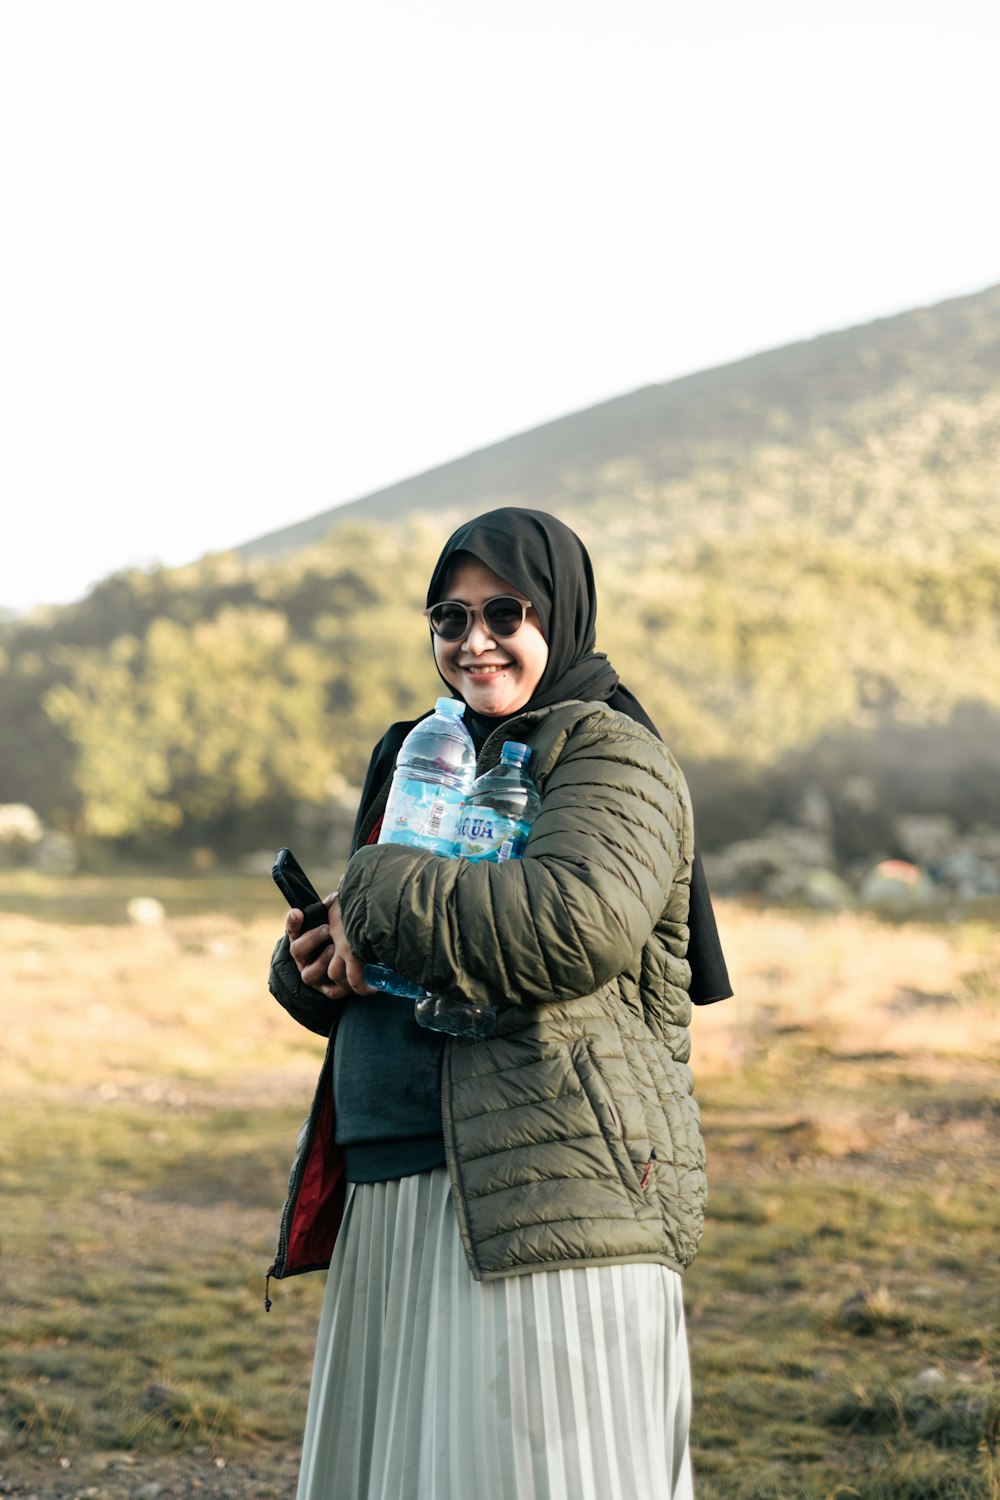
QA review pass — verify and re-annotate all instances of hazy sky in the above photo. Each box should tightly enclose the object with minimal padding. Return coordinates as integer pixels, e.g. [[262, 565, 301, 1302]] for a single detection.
[[2, 0, 998, 613]]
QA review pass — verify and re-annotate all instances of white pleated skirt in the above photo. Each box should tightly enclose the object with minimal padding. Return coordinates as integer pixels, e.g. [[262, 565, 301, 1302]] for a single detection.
[[296, 1167, 694, 1500]]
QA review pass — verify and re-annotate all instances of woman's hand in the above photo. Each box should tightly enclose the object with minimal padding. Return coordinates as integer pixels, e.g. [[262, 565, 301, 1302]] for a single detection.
[[286, 893, 375, 999]]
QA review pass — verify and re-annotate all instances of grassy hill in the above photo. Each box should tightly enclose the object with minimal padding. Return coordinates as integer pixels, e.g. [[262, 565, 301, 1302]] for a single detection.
[[237, 281, 1000, 563], [2, 283, 998, 864]]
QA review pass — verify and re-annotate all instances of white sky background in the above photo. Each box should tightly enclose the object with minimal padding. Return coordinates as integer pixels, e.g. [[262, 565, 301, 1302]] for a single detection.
[[2, 0, 998, 614]]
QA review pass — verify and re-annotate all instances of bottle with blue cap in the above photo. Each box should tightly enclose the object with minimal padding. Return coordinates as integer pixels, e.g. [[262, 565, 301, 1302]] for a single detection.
[[364, 696, 476, 1000], [455, 740, 541, 862], [377, 695, 476, 855]]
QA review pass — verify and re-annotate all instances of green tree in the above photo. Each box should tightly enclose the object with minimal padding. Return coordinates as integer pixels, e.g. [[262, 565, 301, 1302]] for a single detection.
[[45, 608, 341, 839]]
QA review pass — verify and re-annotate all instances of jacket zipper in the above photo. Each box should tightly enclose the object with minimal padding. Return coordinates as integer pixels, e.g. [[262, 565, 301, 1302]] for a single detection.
[[476, 712, 534, 775], [264, 1035, 336, 1309], [264, 1120, 311, 1310], [355, 772, 393, 849]]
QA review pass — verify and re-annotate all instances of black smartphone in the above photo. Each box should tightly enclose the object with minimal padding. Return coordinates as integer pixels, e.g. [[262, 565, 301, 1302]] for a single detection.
[[272, 848, 330, 932]]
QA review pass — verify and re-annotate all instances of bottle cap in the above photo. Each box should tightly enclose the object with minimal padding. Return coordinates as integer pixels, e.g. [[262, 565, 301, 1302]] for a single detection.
[[501, 741, 531, 766], [434, 696, 465, 717]]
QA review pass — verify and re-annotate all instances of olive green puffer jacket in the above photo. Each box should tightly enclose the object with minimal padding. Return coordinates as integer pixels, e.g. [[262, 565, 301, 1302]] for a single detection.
[[337, 698, 706, 1281]]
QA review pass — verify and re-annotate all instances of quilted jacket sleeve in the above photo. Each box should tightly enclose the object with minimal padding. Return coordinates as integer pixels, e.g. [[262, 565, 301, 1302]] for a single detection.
[[337, 711, 687, 1008], [268, 934, 342, 1037]]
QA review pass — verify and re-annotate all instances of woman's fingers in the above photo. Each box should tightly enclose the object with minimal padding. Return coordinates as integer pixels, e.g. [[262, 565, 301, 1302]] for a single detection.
[[300, 945, 337, 988], [287, 921, 345, 997], [321, 915, 377, 997], [343, 949, 376, 995], [286, 891, 376, 999], [323, 943, 361, 994], [289, 921, 330, 966]]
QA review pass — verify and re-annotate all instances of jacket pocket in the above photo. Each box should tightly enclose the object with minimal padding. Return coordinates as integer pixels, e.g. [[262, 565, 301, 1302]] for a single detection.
[[570, 1041, 647, 1208]]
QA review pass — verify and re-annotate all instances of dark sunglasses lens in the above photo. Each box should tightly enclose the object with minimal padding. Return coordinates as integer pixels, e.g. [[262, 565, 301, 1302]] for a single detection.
[[429, 603, 470, 640], [483, 598, 525, 636]]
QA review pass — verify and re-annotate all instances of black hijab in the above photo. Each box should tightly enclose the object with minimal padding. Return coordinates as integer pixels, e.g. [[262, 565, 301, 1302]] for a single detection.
[[426, 507, 732, 1004]]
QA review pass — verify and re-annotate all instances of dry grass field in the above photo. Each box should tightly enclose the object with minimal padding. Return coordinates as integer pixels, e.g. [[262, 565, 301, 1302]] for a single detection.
[[1, 875, 997, 1499]]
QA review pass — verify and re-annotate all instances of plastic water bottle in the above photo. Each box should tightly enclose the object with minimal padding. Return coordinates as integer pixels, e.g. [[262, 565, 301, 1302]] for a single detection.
[[414, 742, 540, 1039], [364, 697, 476, 1000], [455, 741, 541, 863]]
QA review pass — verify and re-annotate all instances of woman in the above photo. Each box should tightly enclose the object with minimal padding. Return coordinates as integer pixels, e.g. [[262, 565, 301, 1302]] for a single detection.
[[268, 507, 731, 1500]]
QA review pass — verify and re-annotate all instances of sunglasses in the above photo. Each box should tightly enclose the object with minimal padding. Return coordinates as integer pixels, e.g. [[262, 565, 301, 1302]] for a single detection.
[[423, 595, 534, 642]]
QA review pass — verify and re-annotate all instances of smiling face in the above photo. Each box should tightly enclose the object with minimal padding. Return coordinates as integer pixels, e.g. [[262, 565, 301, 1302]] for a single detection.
[[431, 556, 549, 717]]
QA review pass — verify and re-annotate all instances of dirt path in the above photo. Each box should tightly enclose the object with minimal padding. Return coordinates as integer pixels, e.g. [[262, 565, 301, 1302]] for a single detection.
[[0, 1447, 301, 1500]]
